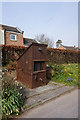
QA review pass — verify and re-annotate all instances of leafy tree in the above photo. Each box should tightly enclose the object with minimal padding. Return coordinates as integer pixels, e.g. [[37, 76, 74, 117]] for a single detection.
[[35, 34, 54, 48]]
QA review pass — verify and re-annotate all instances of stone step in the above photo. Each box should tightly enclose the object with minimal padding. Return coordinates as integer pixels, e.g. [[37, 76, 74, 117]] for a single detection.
[[23, 83, 65, 99], [23, 86, 77, 111]]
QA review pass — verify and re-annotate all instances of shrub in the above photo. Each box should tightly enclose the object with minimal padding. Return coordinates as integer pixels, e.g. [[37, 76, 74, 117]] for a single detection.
[[2, 89, 24, 117], [3, 61, 17, 71], [2, 71, 24, 118]]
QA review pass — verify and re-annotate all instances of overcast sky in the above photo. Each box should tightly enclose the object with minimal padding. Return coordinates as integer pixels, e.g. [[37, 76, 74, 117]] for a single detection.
[[2, 2, 78, 47]]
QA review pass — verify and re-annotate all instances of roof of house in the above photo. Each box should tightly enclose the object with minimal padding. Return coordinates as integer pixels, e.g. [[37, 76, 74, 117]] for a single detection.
[[23, 38, 37, 46], [0, 24, 24, 34], [59, 44, 78, 50]]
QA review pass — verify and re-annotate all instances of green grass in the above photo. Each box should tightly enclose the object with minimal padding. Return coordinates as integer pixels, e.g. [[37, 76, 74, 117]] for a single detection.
[[51, 63, 80, 87]]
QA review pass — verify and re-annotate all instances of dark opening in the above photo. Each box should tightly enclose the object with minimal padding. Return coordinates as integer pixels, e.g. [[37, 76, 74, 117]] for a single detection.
[[34, 61, 45, 71]]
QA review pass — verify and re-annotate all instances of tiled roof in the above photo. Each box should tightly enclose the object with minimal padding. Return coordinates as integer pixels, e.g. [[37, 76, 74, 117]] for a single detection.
[[60, 44, 78, 50], [0, 24, 23, 34], [23, 38, 37, 46]]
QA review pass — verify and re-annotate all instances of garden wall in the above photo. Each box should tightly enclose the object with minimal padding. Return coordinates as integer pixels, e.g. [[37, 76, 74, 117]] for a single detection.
[[1, 45, 80, 65]]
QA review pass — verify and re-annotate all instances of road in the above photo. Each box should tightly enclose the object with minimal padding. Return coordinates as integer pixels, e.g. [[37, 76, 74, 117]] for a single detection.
[[19, 89, 78, 118]]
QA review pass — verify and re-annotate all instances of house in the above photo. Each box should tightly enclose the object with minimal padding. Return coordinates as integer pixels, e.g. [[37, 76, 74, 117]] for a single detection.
[[0, 24, 24, 46], [17, 43, 47, 88], [0, 24, 37, 46], [57, 43, 78, 50], [56, 40, 78, 50]]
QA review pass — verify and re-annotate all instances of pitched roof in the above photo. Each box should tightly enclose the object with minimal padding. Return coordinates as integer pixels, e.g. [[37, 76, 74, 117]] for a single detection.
[[59, 44, 78, 50], [23, 38, 37, 46], [0, 24, 24, 34]]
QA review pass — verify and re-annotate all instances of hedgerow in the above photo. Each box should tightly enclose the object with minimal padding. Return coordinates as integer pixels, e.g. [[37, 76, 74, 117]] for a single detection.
[[1, 45, 80, 65]]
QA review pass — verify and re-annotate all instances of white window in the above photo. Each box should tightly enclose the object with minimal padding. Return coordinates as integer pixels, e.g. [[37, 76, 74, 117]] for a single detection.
[[10, 34, 17, 41]]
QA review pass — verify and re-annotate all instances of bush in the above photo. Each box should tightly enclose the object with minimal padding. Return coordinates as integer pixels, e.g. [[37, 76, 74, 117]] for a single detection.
[[2, 71, 24, 118], [3, 61, 17, 71], [2, 89, 24, 117]]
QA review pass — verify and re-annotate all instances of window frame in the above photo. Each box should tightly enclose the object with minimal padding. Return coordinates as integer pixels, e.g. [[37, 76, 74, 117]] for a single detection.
[[34, 61, 45, 72], [10, 34, 17, 41]]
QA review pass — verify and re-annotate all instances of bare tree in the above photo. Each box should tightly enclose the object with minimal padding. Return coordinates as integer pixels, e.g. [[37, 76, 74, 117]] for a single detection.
[[35, 34, 54, 48]]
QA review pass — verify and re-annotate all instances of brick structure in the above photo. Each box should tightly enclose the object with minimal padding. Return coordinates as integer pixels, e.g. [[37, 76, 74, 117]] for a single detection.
[[0, 24, 24, 46], [17, 43, 47, 89], [5, 31, 23, 46]]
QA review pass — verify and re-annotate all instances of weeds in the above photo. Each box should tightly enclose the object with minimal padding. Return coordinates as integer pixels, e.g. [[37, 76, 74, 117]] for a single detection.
[[48, 63, 79, 87]]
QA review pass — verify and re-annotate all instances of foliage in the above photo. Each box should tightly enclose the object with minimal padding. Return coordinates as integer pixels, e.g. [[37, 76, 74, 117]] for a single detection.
[[2, 89, 24, 117], [51, 64, 64, 76], [2, 45, 26, 65], [2, 71, 24, 118], [3, 61, 17, 71], [2, 67, 8, 72], [49, 63, 79, 87], [2, 44, 79, 65], [35, 34, 54, 48]]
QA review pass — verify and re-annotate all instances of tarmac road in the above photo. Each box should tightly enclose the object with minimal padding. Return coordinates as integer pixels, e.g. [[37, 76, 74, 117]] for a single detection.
[[19, 89, 78, 118]]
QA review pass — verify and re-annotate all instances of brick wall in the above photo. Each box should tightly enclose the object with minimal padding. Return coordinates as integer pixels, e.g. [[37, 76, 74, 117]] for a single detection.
[[5, 31, 23, 46]]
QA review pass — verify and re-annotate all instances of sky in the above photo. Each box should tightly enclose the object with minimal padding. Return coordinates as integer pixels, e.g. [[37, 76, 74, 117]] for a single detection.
[[1, 2, 78, 47]]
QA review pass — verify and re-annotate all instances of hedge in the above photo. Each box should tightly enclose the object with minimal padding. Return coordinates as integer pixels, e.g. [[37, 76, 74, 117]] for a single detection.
[[2, 45, 26, 65], [1, 45, 80, 65], [47, 48, 79, 64]]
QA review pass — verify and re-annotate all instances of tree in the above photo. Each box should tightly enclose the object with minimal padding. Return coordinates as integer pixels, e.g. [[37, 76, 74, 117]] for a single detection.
[[56, 40, 62, 48], [35, 34, 54, 48]]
